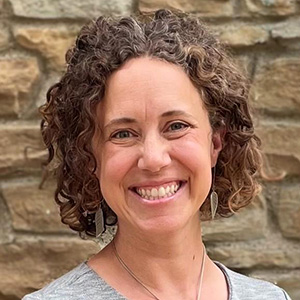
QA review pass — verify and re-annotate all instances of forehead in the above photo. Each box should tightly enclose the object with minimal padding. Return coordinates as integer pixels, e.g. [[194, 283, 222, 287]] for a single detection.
[[97, 57, 206, 122], [108, 57, 188, 86]]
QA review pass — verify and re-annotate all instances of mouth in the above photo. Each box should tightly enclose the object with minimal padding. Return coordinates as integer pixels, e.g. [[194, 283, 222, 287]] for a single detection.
[[130, 180, 186, 201]]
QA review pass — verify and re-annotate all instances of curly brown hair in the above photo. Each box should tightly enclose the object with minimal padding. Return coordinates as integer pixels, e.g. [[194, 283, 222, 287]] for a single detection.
[[40, 9, 262, 238]]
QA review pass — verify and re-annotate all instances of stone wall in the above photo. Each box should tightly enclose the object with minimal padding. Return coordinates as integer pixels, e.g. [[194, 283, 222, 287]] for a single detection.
[[0, 0, 299, 299]]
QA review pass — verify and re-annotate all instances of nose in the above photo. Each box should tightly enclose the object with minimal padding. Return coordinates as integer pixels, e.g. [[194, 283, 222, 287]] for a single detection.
[[137, 133, 171, 173]]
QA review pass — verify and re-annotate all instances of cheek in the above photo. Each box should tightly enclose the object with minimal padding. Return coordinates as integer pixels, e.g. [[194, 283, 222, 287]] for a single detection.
[[172, 137, 212, 198], [98, 145, 137, 199], [172, 135, 212, 172]]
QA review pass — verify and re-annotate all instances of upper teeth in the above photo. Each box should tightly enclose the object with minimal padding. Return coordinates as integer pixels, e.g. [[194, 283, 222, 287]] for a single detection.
[[136, 183, 180, 200]]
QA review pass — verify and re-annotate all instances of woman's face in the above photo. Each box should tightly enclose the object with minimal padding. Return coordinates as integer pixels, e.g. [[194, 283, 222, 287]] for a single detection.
[[93, 57, 222, 235]]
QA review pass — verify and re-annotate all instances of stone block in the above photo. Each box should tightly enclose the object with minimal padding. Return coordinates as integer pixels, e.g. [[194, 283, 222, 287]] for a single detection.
[[0, 238, 100, 299], [249, 269, 300, 300], [26, 72, 62, 119], [218, 25, 269, 47], [252, 58, 300, 114], [233, 55, 253, 78], [257, 123, 300, 160], [244, 0, 296, 16], [277, 185, 300, 239], [0, 122, 46, 174], [139, 0, 234, 17], [2, 179, 69, 233], [0, 23, 10, 50], [0, 58, 40, 117], [263, 154, 300, 177], [14, 26, 78, 71], [208, 237, 300, 268], [256, 123, 300, 177], [202, 195, 267, 242], [0, 196, 13, 244], [9, 0, 133, 19], [271, 19, 300, 39], [276, 39, 300, 50]]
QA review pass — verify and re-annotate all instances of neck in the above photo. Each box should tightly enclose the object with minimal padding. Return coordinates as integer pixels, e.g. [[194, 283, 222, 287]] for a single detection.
[[111, 215, 206, 298]]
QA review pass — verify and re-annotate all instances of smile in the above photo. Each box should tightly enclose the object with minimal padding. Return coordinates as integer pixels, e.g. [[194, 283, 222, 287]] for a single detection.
[[132, 181, 185, 200]]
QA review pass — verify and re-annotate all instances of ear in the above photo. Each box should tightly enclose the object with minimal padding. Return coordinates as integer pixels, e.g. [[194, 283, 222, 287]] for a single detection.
[[210, 129, 224, 167]]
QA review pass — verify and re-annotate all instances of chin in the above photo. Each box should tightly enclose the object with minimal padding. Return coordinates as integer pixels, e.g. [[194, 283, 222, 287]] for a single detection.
[[134, 213, 198, 236]]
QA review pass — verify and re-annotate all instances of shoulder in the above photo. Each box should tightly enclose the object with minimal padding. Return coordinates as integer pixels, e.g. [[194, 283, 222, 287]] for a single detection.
[[22, 262, 125, 300], [214, 261, 292, 300]]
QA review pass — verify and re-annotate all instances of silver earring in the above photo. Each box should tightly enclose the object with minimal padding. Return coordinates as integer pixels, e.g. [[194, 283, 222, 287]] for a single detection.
[[210, 167, 218, 220], [95, 206, 105, 238]]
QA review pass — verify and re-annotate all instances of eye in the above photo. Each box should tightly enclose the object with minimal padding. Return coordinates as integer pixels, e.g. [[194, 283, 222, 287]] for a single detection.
[[111, 130, 134, 139], [167, 122, 189, 132]]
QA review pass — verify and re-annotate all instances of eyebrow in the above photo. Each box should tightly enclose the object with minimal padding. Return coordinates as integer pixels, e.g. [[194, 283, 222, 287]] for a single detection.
[[104, 110, 194, 129], [160, 110, 194, 119], [104, 117, 137, 130]]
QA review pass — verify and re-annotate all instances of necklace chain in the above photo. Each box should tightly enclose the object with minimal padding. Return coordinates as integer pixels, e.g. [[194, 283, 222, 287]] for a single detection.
[[112, 239, 206, 300]]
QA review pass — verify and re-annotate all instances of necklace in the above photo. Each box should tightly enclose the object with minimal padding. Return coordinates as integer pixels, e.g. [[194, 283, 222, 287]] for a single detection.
[[112, 239, 206, 300]]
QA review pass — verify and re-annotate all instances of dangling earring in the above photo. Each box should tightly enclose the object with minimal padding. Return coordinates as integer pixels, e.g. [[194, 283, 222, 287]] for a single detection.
[[95, 198, 118, 238], [210, 166, 218, 220], [95, 205, 105, 238]]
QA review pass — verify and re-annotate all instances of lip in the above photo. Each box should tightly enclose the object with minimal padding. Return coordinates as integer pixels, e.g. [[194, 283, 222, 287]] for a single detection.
[[128, 181, 187, 206]]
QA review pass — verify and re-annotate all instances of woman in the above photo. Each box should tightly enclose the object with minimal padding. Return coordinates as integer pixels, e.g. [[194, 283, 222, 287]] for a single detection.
[[23, 9, 292, 300]]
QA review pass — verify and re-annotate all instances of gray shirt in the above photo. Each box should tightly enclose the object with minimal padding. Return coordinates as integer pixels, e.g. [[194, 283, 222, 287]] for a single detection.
[[22, 261, 292, 300]]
